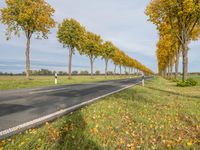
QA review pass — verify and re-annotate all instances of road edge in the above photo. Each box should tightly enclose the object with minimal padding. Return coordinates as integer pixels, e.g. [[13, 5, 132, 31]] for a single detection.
[[0, 80, 145, 140]]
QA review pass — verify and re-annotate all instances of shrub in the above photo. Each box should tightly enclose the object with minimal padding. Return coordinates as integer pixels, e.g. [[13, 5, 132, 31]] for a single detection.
[[95, 70, 100, 75], [186, 78, 198, 86], [80, 70, 89, 75], [177, 81, 187, 87], [177, 78, 197, 87], [72, 70, 78, 75], [58, 71, 67, 75], [107, 71, 113, 75], [171, 78, 179, 82]]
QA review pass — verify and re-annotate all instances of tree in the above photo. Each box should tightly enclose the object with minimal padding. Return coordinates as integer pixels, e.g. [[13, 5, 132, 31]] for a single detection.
[[156, 32, 177, 79], [112, 48, 125, 76], [57, 18, 85, 79], [80, 32, 103, 78], [159, 22, 180, 79], [111, 47, 120, 75], [0, 0, 56, 79], [101, 41, 115, 78], [146, 0, 200, 81]]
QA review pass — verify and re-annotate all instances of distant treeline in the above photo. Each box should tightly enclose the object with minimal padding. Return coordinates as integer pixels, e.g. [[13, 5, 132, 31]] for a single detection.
[[0, 69, 143, 76]]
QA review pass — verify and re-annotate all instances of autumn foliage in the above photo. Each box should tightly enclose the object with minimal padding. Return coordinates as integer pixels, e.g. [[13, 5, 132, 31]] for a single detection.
[[1, 0, 153, 78], [57, 18, 154, 77], [0, 0, 56, 79], [146, 0, 200, 81]]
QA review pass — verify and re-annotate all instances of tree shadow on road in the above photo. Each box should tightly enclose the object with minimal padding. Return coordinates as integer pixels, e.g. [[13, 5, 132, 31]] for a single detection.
[[0, 104, 33, 117]]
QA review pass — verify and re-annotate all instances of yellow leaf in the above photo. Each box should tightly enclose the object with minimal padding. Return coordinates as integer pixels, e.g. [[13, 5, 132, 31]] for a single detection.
[[0, 141, 2, 150], [187, 141, 193, 146]]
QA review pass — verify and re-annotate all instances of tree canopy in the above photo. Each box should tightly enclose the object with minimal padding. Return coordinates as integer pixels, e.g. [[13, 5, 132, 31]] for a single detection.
[[146, 0, 200, 80], [0, 0, 56, 79], [0, 0, 56, 39], [57, 18, 85, 51], [57, 18, 85, 79]]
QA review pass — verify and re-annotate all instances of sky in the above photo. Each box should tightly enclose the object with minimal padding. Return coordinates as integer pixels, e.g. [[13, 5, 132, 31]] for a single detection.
[[0, 0, 199, 73]]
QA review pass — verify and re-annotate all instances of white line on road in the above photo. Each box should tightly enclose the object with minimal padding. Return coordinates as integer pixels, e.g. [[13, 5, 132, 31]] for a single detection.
[[0, 81, 142, 139]]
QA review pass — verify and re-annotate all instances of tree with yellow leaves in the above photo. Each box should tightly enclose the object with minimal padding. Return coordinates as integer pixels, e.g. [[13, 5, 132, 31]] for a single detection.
[[0, 0, 56, 79], [156, 24, 179, 78], [113, 50, 126, 76], [146, 0, 200, 81], [57, 19, 85, 79], [111, 47, 154, 76], [79, 32, 103, 78], [112, 47, 121, 75], [158, 22, 180, 79], [101, 41, 115, 78]]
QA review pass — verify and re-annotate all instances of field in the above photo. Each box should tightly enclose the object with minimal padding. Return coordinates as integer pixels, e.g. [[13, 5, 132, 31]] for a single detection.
[[1, 76, 200, 149], [0, 75, 133, 90]]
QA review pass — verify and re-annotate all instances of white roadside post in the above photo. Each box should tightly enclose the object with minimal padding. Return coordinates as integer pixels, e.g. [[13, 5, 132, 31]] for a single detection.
[[55, 72, 58, 85], [142, 72, 145, 87]]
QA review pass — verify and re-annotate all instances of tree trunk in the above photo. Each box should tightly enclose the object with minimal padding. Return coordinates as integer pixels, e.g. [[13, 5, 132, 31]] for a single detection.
[[169, 58, 173, 79], [161, 70, 164, 77], [119, 65, 122, 76], [165, 67, 167, 78], [170, 64, 173, 79], [114, 64, 117, 75], [182, 44, 188, 81], [124, 67, 127, 74], [90, 57, 94, 78], [175, 50, 180, 80], [68, 47, 73, 80], [105, 59, 108, 78], [167, 65, 170, 79], [25, 37, 31, 79], [163, 68, 166, 78]]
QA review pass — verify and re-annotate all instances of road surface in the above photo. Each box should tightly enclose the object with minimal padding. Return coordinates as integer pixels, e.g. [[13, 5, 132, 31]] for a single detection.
[[0, 77, 151, 139]]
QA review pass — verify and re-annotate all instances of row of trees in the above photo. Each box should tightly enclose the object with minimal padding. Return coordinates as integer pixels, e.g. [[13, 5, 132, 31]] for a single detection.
[[145, 0, 200, 81], [57, 18, 154, 79], [2, 70, 200, 76], [0, 0, 153, 80]]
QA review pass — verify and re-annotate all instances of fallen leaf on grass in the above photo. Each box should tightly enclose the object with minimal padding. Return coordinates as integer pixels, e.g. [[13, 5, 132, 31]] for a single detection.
[[187, 141, 193, 146], [0, 141, 2, 150]]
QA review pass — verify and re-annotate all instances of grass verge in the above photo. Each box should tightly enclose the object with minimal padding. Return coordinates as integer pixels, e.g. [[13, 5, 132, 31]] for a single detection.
[[1, 77, 200, 149], [0, 75, 134, 90]]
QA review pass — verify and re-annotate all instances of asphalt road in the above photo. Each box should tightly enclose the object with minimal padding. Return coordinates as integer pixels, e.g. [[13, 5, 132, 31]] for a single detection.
[[0, 76, 151, 139]]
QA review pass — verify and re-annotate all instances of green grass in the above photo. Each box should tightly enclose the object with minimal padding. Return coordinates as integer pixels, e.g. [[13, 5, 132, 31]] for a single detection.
[[177, 75, 200, 85], [189, 75, 200, 85], [1, 77, 200, 149], [0, 75, 133, 90]]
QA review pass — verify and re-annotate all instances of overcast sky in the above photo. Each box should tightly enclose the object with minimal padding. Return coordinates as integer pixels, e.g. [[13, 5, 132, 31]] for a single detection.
[[0, 0, 199, 73]]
